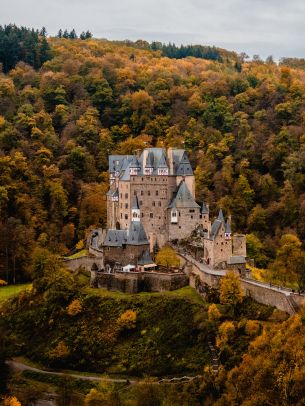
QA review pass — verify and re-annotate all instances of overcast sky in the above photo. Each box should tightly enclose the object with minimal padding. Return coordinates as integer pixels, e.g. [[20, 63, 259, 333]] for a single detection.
[[1, 0, 305, 59]]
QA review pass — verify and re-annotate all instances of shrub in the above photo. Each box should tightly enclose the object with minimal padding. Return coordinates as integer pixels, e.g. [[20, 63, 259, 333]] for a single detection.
[[216, 321, 236, 347], [49, 341, 70, 360], [0, 279, 7, 286], [245, 320, 260, 336], [66, 298, 82, 316], [117, 309, 137, 330], [208, 303, 221, 321]]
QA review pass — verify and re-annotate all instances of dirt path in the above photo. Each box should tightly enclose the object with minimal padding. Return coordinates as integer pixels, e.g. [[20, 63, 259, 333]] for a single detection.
[[6, 359, 137, 384], [6, 359, 203, 385]]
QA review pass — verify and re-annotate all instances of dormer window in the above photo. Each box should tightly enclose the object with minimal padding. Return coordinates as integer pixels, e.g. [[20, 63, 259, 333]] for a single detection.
[[171, 209, 178, 223], [158, 168, 168, 176]]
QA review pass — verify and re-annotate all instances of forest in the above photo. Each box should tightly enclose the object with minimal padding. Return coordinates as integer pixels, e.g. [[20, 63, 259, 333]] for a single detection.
[[1, 26, 305, 405], [1, 30, 305, 286]]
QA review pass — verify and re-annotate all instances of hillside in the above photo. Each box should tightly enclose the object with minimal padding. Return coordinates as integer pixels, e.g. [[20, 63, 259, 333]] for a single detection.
[[1, 34, 305, 287]]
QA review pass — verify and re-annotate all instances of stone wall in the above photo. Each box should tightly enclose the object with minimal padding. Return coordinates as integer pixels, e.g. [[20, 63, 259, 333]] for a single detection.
[[168, 207, 201, 241], [104, 244, 149, 267], [64, 256, 104, 272], [177, 251, 305, 315], [93, 271, 188, 293], [240, 279, 296, 314]]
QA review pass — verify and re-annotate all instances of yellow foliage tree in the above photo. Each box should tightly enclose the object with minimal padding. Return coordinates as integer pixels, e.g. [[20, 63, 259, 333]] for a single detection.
[[155, 246, 180, 271], [220, 271, 244, 307], [0, 279, 7, 286], [49, 341, 70, 359], [4, 396, 21, 406], [216, 321, 236, 347], [66, 299, 82, 316], [117, 309, 137, 330], [245, 320, 260, 336], [208, 303, 221, 321]]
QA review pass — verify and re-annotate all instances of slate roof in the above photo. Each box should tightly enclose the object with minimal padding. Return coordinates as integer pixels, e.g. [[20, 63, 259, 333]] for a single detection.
[[169, 149, 193, 176], [201, 202, 209, 214], [225, 220, 232, 234], [210, 209, 225, 239], [138, 250, 154, 265], [127, 221, 149, 245], [218, 209, 224, 222], [103, 229, 128, 247], [168, 181, 200, 209], [146, 151, 154, 167], [103, 221, 149, 247], [132, 195, 140, 210], [108, 148, 193, 178], [210, 219, 223, 239]]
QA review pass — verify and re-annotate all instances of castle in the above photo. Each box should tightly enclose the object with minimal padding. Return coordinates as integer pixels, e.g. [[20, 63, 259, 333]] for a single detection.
[[105, 147, 246, 269]]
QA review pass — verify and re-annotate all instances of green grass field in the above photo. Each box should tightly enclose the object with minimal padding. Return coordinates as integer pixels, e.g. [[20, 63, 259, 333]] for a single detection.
[[66, 249, 89, 259], [0, 283, 32, 302]]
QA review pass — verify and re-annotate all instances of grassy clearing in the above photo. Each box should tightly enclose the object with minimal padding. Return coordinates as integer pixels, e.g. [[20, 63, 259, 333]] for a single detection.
[[66, 249, 89, 259], [0, 283, 31, 302]]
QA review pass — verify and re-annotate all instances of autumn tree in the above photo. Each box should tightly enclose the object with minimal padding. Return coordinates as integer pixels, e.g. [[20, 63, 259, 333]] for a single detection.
[[220, 271, 243, 307], [155, 246, 180, 271]]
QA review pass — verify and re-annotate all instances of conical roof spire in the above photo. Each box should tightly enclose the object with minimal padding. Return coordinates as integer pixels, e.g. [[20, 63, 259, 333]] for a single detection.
[[217, 208, 224, 222]]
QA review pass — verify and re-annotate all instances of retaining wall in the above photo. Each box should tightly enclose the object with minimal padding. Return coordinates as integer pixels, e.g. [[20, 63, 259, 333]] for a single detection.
[[93, 271, 189, 294], [178, 252, 305, 315], [240, 279, 295, 314]]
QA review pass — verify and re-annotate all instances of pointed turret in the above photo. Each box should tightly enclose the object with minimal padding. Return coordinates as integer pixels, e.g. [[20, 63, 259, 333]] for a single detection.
[[129, 156, 140, 175], [144, 151, 154, 175], [217, 208, 225, 222], [157, 152, 169, 175], [225, 215, 232, 239]]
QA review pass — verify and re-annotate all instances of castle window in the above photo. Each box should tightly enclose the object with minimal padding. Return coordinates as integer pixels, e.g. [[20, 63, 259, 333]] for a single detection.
[[134, 190, 137, 195], [125, 214, 128, 219], [156, 190, 159, 196], [153, 201, 155, 206], [125, 203, 128, 209], [120, 193, 122, 198], [148, 191, 151, 196], [141, 191, 144, 196], [191, 216, 193, 219], [141, 213, 144, 217], [189, 209, 195, 213], [120, 213, 122, 218], [125, 193, 128, 198], [150, 213, 153, 218], [159, 201, 161, 207]]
